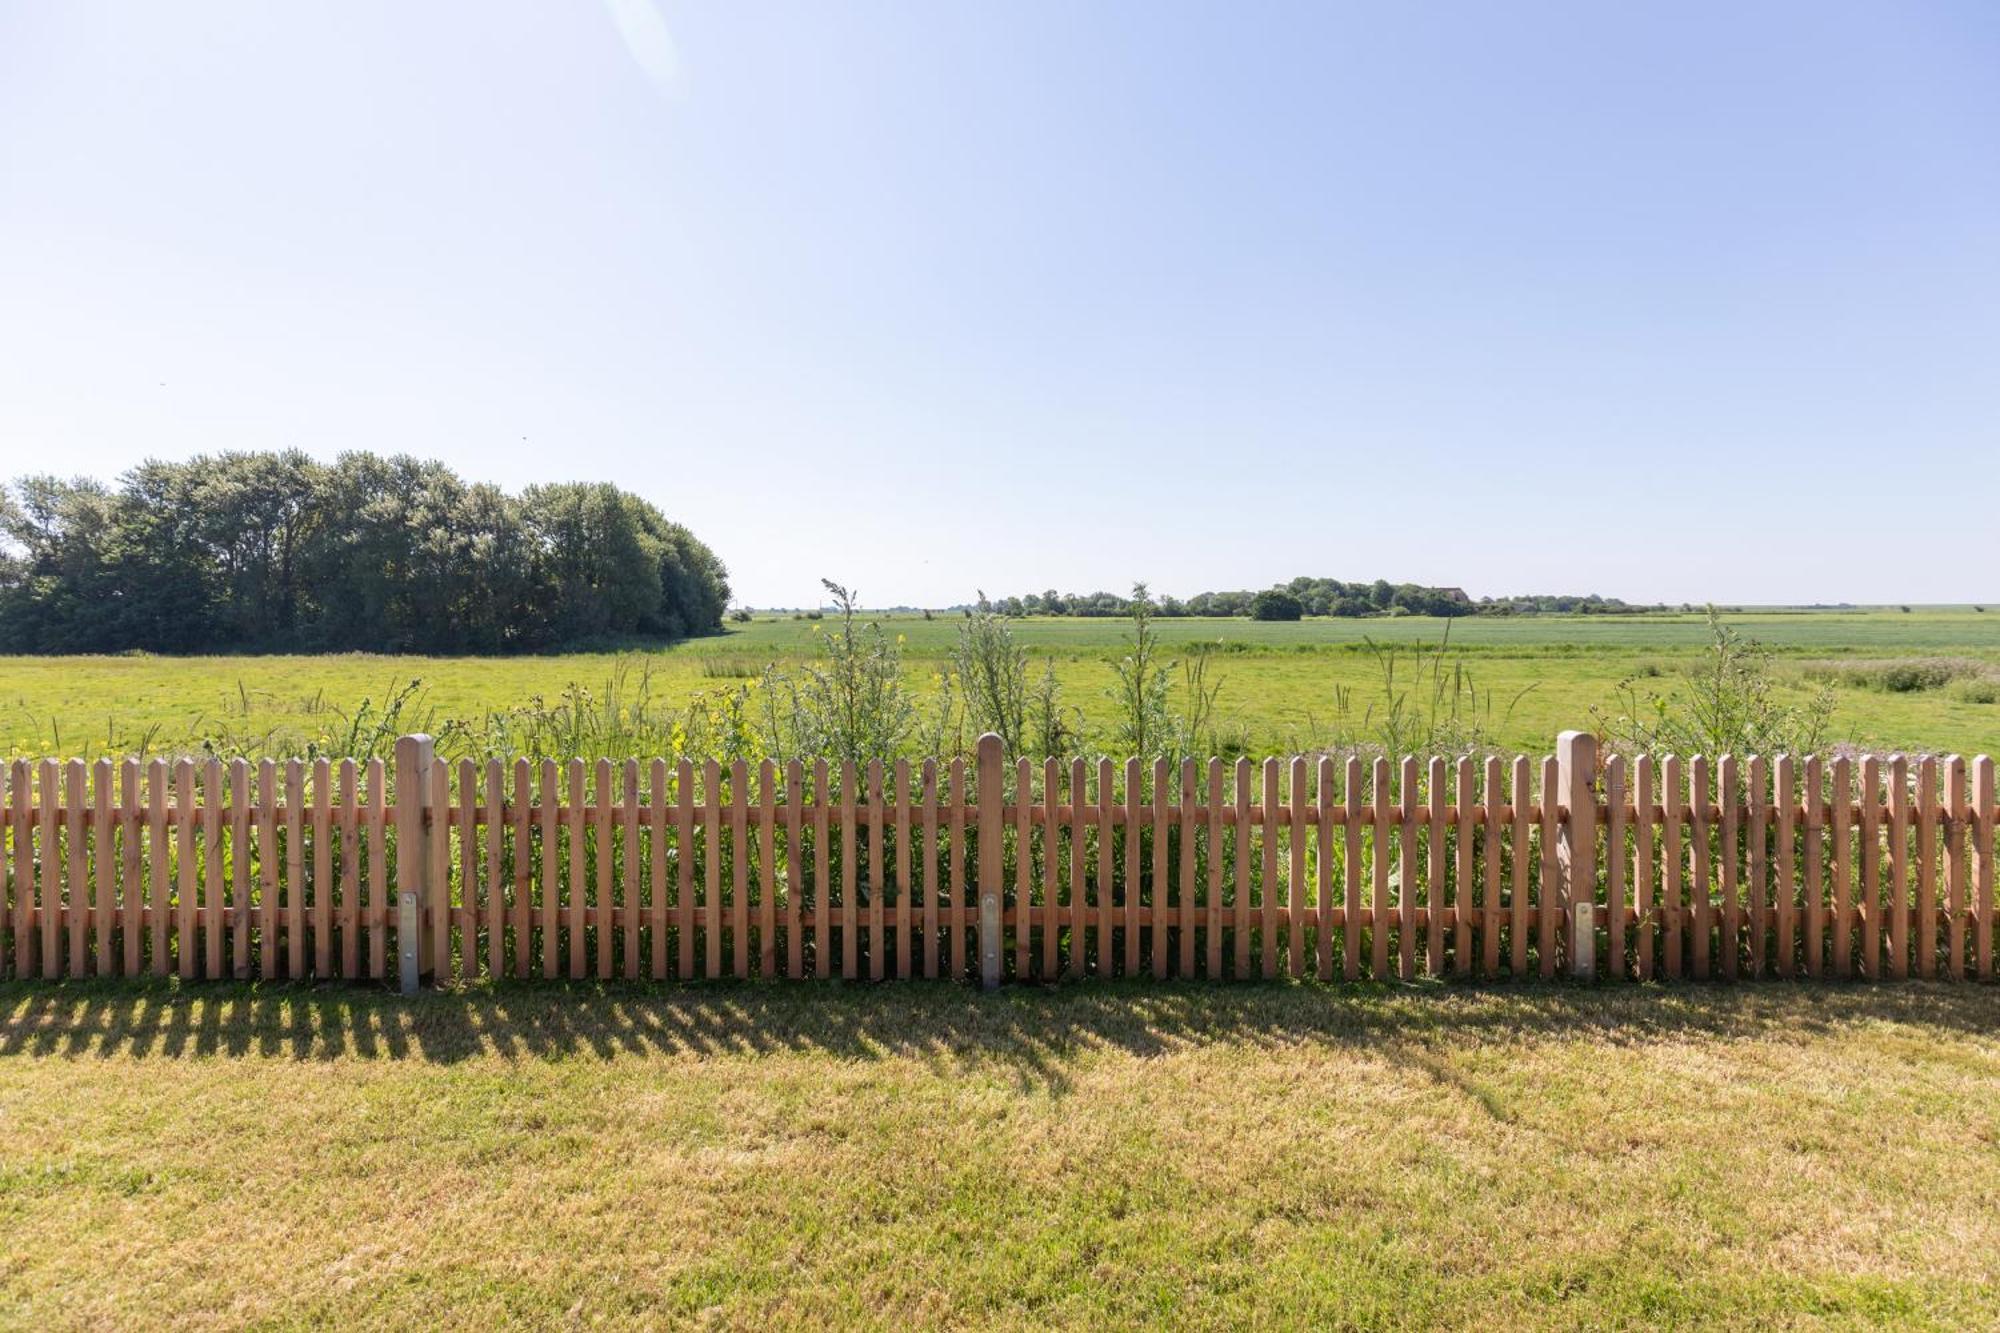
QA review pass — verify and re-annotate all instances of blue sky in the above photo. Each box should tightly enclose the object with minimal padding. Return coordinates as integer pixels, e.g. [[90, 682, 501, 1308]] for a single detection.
[[3, 2, 1995, 608]]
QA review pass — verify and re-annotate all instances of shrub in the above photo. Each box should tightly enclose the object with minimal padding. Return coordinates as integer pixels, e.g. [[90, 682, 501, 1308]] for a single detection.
[[1802, 659, 1979, 693], [1250, 589, 1304, 622], [1951, 677, 2000, 705], [1324, 624, 1528, 761], [1109, 583, 1174, 758], [754, 581, 914, 765], [952, 596, 1029, 752], [1597, 608, 1834, 757]]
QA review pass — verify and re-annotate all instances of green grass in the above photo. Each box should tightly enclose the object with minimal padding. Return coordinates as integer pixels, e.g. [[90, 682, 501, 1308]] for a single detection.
[[2, 982, 1998, 1328], [4, 609, 2000, 760]]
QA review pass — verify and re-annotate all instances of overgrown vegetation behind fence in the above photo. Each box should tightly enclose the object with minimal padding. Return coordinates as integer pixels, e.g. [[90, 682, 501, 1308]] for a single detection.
[[3, 733, 1995, 988]]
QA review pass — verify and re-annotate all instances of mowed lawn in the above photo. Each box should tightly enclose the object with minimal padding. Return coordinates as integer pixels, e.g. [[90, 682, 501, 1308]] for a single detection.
[[2, 982, 1998, 1328], [5, 609, 2000, 759]]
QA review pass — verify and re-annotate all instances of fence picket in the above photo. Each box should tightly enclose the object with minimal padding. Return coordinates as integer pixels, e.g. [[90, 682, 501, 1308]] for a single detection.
[[1183, 759, 1202, 979], [1859, 756, 1881, 979], [1605, 755, 1626, 980], [67, 761, 89, 976], [517, 759, 535, 978], [595, 758, 615, 981], [921, 759, 939, 980], [1372, 758, 1392, 981], [488, 759, 507, 980], [1632, 755, 1655, 981], [1719, 756, 1741, 981], [837, 761, 857, 979], [813, 758, 831, 980], [1207, 757, 1226, 978], [339, 760, 359, 980], [9, 763, 29, 978], [567, 760, 587, 977], [1888, 755, 1910, 980], [1397, 758, 1418, 980], [785, 759, 805, 979], [678, 759, 697, 979], [1975, 756, 1995, 980], [96, 760, 117, 976], [1241, 758, 1259, 979], [1774, 755, 1795, 978], [286, 760, 306, 979], [1125, 757, 1144, 977], [541, 760, 561, 978], [1318, 757, 1337, 981], [1424, 757, 1445, 977], [763, 760, 781, 978], [313, 759, 334, 978], [1292, 757, 1311, 978], [866, 760, 883, 981], [734, 759, 752, 980], [902, 759, 919, 980], [1946, 755, 1966, 980], [1344, 758, 1363, 982], [1802, 755, 1823, 978], [1916, 755, 1938, 979], [1537, 756, 1559, 979], [366, 759, 386, 980], [1096, 758, 1115, 978], [1690, 757, 1711, 981], [1662, 756, 1683, 979], [1747, 755, 1767, 979], [1043, 758, 1062, 979], [1831, 756, 1852, 979], [1454, 758, 1474, 977], [949, 757, 967, 980], [649, 759, 669, 979], [706, 759, 725, 979], [171, 760, 196, 979], [1024, 756, 1040, 976], [1154, 757, 1172, 979], [1508, 756, 1530, 977], [429, 757, 450, 979]]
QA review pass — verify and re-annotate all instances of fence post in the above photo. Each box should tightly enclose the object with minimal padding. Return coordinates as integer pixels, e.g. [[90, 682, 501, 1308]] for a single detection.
[[395, 733, 435, 995], [1558, 730, 1598, 979], [976, 733, 1004, 990]]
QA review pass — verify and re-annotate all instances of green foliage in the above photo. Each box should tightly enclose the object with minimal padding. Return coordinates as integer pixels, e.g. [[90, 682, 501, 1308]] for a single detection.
[[1249, 589, 1304, 622], [1107, 584, 1227, 760], [1322, 625, 1533, 759], [951, 595, 1029, 751], [1597, 608, 1835, 757], [1804, 658, 1980, 693], [1108, 583, 1174, 757], [0, 453, 730, 653], [754, 581, 915, 765]]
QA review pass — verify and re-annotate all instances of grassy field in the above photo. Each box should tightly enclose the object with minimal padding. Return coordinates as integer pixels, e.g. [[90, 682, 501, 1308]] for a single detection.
[[1, 981, 1997, 1328], [4, 608, 1999, 760]]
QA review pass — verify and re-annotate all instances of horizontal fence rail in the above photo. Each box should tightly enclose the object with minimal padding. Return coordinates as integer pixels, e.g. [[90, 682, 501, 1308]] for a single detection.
[[1, 733, 1994, 989]]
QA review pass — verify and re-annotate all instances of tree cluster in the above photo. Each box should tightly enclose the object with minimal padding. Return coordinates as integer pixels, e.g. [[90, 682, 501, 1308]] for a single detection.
[[967, 580, 1663, 620], [0, 451, 730, 654]]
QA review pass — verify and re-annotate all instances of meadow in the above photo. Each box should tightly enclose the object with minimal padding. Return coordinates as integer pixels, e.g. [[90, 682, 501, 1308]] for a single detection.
[[3, 608, 1999, 762], [3, 982, 1997, 1327]]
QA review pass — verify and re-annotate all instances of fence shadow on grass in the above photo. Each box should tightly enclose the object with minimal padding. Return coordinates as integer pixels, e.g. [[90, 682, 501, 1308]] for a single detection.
[[4, 979, 1998, 1097]]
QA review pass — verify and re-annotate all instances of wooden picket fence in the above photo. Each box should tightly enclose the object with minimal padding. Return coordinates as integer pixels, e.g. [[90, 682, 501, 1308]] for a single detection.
[[2, 733, 1995, 988]]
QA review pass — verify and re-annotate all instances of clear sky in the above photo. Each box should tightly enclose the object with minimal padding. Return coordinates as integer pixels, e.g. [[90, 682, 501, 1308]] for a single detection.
[[3, 2, 1995, 608]]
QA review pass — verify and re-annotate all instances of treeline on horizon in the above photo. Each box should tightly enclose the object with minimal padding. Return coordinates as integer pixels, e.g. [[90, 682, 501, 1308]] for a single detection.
[[962, 578, 1664, 620], [0, 451, 730, 654]]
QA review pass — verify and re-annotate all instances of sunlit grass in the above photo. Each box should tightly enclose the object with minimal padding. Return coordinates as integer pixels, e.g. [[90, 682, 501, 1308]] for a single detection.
[[3, 610, 1999, 761], [2, 982, 1998, 1327]]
